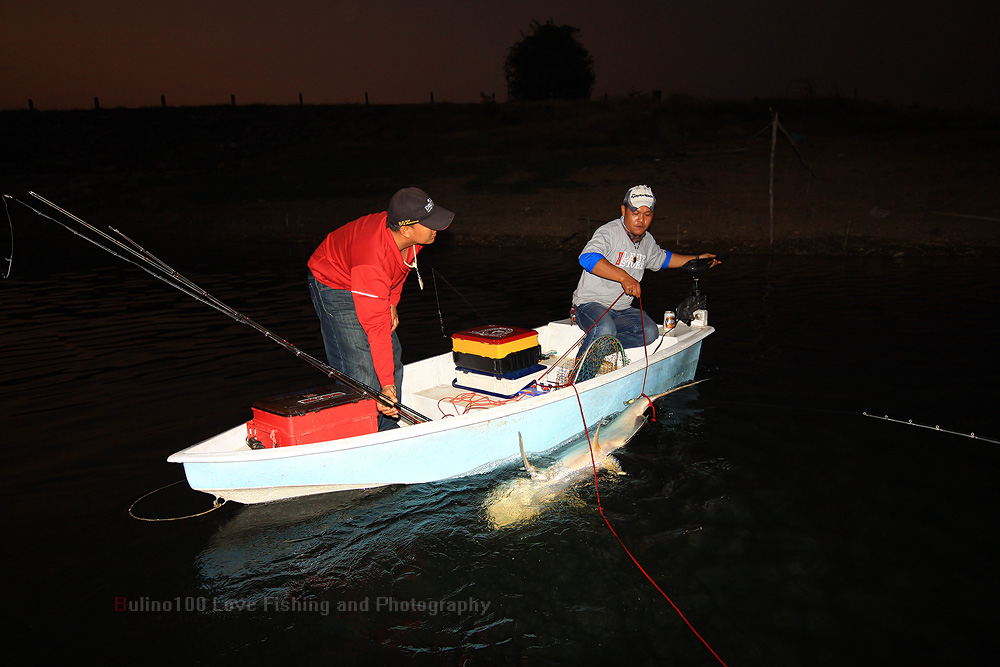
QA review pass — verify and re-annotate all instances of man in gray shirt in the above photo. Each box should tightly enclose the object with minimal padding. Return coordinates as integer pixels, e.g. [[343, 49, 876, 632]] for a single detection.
[[571, 185, 718, 354]]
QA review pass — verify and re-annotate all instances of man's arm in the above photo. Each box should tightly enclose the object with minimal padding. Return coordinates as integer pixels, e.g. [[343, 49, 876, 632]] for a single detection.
[[587, 253, 721, 299], [590, 257, 643, 298], [665, 253, 719, 269]]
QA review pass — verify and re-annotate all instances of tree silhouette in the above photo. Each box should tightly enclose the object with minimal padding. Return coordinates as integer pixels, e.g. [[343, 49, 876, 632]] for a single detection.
[[504, 20, 595, 101]]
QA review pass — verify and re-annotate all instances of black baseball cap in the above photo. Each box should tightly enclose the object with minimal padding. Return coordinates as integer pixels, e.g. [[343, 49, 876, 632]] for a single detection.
[[388, 187, 454, 230]]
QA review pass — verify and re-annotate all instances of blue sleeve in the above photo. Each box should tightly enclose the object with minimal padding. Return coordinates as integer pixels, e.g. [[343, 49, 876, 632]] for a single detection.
[[580, 252, 604, 272], [660, 251, 673, 269]]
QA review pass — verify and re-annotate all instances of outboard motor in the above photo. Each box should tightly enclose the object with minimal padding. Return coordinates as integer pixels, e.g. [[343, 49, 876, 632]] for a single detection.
[[675, 254, 726, 324]]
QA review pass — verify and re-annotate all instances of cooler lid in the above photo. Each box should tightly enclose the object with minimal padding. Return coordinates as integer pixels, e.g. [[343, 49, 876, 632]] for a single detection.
[[451, 325, 537, 345], [251, 384, 370, 417]]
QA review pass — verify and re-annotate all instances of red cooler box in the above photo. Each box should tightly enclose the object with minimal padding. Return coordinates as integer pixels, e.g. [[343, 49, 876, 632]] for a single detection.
[[246, 385, 377, 448]]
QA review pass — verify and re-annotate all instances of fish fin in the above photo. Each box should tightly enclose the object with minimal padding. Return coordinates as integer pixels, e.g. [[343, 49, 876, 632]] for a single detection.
[[519, 433, 542, 480], [592, 423, 603, 457], [620, 415, 649, 447], [652, 378, 709, 402]]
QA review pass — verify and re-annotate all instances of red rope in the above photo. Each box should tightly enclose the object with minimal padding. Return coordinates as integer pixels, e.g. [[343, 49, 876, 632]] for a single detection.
[[568, 289, 727, 666], [636, 292, 654, 421], [536, 292, 628, 385]]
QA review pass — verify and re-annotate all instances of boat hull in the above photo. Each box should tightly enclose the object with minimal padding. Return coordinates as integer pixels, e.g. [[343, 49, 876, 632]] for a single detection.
[[168, 321, 711, 504]]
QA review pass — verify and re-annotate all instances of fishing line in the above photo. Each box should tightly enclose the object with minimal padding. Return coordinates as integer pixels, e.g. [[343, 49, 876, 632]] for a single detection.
[[863, 413, 999, 444], [432, 271, 447, 337], [430, 267, 492, 325], [698, 397, 861, 416], [11, 195, 238, 310]]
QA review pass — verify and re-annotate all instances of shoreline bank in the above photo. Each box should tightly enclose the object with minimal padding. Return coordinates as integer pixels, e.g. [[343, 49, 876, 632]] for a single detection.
[[4, 99, 997, 258]]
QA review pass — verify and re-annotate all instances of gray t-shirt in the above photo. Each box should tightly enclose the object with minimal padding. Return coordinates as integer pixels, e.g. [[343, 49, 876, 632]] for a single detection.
[[571, 218, 669, 310]]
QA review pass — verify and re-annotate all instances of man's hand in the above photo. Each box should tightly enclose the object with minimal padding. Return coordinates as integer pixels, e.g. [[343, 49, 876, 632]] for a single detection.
[[377, 384, 400, 418], [389, 303, 399, 332], [591, 257, 642, 299], [619, 274, 641, 299]]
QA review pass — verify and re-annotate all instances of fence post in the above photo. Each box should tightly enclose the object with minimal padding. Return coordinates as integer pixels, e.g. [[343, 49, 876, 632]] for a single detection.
[[769, 110, 778, 245]]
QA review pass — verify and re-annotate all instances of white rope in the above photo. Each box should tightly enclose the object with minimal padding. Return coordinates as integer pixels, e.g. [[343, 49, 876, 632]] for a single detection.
[[403, 247, 424, 289]]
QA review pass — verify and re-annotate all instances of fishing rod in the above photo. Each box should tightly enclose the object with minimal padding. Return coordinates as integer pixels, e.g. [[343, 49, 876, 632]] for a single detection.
[[2, 195, 13, 279], [13, 192, 431, 425], [863, 412, 999, 445]]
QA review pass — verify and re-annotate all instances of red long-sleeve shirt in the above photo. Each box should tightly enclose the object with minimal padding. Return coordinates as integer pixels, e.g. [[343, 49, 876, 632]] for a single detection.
[[307, 212, 420, 388]]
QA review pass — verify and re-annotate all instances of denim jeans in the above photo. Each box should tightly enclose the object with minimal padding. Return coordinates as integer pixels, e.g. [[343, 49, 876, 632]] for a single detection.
[[573, 302, 659, 354], [308, 273, 403, 431]]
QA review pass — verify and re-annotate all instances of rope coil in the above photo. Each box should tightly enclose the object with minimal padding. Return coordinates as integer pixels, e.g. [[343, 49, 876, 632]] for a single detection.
[[128, 480, 227, 522]]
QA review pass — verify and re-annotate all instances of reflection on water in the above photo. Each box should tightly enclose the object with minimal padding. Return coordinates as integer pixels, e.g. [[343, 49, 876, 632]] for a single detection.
[[4, 249, 999, 664]]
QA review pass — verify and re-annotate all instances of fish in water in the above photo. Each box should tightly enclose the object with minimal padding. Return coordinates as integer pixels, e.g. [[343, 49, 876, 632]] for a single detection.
[[483, 380, 706, 528]]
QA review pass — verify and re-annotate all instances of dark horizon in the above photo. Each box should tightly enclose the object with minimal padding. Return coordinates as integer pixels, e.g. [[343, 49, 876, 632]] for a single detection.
[[5, 89, 996, 115], [3, 0, 998, 114]]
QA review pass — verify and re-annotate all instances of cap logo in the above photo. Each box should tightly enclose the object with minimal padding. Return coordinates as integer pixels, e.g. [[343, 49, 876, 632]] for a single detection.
[[388, 187, 453, 230], [625, 185, 656, 211], [397, 199, 435, 226]]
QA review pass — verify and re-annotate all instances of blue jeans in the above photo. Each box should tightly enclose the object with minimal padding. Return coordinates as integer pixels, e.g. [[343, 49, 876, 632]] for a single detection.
[[308, 274, 403, 431], [573, 302, 659, 354]]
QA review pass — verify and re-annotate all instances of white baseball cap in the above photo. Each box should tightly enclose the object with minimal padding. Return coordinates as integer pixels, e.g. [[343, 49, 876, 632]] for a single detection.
[[623, 185, 656, 211]]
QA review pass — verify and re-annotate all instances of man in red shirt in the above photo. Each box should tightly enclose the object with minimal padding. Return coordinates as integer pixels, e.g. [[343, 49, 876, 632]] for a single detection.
[[307, 187, 454, 430]]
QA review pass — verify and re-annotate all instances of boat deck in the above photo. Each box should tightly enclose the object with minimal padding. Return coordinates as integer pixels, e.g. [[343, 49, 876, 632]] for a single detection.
[[405, 318, 683, 421], [409, 357, 559, 419]]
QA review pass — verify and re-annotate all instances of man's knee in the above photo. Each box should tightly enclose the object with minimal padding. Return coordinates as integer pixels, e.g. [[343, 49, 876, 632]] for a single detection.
[[579, 311, 616, 336], [644, 319, 659, 339]]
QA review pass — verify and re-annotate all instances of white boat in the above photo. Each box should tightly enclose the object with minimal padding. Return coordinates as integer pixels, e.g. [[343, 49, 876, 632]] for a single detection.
[[167, 317, 713, 504], [12, 193, 716, 505]]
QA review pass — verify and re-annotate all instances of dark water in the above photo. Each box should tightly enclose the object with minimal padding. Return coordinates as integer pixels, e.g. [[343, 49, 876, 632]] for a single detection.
[[3, 240, 999, 665]]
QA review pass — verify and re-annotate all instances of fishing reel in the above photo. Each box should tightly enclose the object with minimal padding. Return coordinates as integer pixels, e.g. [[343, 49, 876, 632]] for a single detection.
[[675, 252, 727, 325]]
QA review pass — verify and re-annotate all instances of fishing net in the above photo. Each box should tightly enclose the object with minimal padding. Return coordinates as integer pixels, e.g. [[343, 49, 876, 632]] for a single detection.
[[570, 335, 629, 384]]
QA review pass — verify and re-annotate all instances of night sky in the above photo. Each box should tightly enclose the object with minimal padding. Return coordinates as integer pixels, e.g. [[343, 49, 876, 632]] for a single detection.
[[2, 0, 998, 111]]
